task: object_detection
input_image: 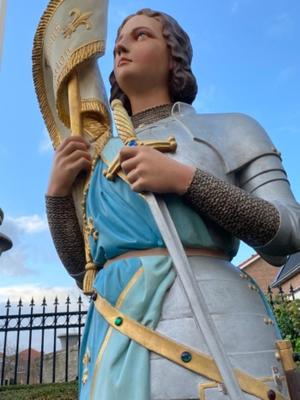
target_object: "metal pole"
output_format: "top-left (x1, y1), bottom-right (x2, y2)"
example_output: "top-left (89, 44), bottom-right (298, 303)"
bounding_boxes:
top-left (39, 298), bottom-right (46, 384)
top-left (65, 296), bottom-right (70, 382)
top-left (0, 0), bottom-right (7, 67)
top-left (1, 299), bottom-right (10, 385)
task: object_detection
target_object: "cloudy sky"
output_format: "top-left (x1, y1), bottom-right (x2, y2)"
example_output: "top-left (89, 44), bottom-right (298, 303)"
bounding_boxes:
top-left (0, 0), bottom-right (299, 312)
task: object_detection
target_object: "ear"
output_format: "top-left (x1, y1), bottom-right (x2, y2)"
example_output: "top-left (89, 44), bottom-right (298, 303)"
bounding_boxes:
top-left (168, 53), bottom-right (174, 71)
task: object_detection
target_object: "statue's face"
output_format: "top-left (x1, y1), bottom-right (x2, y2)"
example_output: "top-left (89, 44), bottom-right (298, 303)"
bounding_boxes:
top-left (114, 15), bottom-right (171, 96)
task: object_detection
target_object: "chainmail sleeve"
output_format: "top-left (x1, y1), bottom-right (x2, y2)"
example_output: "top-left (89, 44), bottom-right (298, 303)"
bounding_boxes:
top-left (45, 195), bottom-right (86, 289)
top-left (182, 168), bottom-right (280, 247)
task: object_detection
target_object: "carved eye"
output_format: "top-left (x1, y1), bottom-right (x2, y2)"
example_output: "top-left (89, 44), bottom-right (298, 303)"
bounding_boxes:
top-left (136, 31), bottom-right (148, 40)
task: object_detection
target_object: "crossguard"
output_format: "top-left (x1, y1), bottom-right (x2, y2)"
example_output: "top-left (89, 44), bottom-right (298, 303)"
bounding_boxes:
top-left (103, 136), bottom-right (177, 181)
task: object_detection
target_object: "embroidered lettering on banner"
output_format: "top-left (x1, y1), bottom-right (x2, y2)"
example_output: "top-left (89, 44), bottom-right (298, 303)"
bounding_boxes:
top-left (63, 8), bottom-right (93, 39)
top-left (53, 47), bottom-right (71, 83)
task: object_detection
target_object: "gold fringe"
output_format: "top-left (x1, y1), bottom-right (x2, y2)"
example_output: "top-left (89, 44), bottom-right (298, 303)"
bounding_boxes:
top-left (60, 98), bottom-right (110, 128)
top-left (82, 99), bottom-right (110, 119)
top-left (32, 0), bottom-right (64, 149)
top-left (56, 40), bottom-right (105, 125)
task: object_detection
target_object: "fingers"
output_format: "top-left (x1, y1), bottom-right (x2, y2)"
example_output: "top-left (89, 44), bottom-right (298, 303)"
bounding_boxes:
top-left (58, 136), bottom-right (90, 155)
top-left (130, 176), bottom-right (149, 193)
top-left (58, 149), bottom-right (92, 177)
top-left (64, 149), bottom-right (91, 164)
top-left (119, 146), bottom-right (138, 163)
top-left (70, 157), bottom-right (92, 174)
top-left (121, 156), bottom-right (138, 175)
top-left (126, 168), bottom-right (139, 184)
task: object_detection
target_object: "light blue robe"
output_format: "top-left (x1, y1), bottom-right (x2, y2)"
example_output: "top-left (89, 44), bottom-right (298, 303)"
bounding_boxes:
top-left (78, 137), bottom-right (238, 399)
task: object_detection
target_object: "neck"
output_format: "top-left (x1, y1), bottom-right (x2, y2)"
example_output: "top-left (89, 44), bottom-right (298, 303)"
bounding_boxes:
top-left (128, 88), bottom-right (171, 115)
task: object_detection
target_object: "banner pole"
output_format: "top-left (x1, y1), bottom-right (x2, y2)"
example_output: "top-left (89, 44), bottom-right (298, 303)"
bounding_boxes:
top-left (68, 71), bottom-right (82, 136)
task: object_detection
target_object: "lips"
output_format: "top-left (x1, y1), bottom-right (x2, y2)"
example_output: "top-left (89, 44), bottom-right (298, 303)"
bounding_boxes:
top-left (118, 57), bottom-right (132, 67)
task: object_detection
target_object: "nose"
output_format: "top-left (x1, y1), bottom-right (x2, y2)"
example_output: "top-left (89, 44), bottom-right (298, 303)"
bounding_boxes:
top-left (115, 42), bottom-right (129, 56)
top-left (114, 35), bottom-right (130, 57)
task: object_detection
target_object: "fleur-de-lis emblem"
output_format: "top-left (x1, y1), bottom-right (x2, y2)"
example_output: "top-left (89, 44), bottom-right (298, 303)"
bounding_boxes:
top-left (63, 8), bottom-right (93, 39)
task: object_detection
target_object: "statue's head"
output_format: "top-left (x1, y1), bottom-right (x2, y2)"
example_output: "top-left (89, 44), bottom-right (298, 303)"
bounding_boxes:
top-left (110, 8), bottom-right (198, 115)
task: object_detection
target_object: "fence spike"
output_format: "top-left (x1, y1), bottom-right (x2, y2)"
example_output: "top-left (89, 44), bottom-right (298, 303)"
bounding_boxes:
top-left (267, 285), bottom-right (272, 294)
top-left (267, 285), bottom-right (274, 306)
top-left (30, 298), bottom-right (35, 307)
top-left (66, 296), bottom-right (71, 305)
top-left (54, 296), bottom-right (59, 306)
top-left (42, 297), bottom-right (47, 306)
top-left (289, 284), bottom-right (295, 300)
top-left (5, 299), bottom-right (11, 308)
top-left (18, 298), bottom-right (23, 307)
top-left (279, 285), bottom-right (285, 302)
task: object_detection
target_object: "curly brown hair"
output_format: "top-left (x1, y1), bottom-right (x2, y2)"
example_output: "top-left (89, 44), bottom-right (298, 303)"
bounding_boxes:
top-left (109, 8), bottom-right (198, 115)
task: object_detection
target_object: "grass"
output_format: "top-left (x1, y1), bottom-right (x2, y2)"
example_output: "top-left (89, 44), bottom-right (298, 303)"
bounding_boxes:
top-left (0, 381), bottom-right (78, 399)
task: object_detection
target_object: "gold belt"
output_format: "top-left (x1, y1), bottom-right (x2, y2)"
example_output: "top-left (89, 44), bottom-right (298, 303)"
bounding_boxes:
top-left (94, 294), bottom-right (286, 400)
top-left (104, 247), bottom-right (229, 268)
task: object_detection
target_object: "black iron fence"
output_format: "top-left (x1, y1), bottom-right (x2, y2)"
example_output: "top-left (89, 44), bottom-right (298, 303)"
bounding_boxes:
top-left (267, 284), bottom-right (298, 308)
top-left (0, 296), bottom-right (87, 386)
top-left (0, 286), bottom-right (298, 387)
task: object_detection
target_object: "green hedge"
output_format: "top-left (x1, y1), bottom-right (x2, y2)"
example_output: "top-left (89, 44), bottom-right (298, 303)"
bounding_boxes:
top-left (0, 381), bottom-right (78, 400)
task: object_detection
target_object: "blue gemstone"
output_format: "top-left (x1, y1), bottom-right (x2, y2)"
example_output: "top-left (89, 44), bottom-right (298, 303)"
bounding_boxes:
top-left (181, 351), bottom-right (192, 363)
top-left (128, 140), bottom-right (137, 147)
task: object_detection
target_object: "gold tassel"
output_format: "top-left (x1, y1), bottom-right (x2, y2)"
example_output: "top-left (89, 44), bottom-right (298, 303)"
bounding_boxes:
top-left (83, 261), bottom-right (98, 295)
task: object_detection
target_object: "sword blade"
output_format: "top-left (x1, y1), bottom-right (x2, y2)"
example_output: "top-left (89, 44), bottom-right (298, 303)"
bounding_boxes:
top-left (145, 192), bottom-right (245, 400)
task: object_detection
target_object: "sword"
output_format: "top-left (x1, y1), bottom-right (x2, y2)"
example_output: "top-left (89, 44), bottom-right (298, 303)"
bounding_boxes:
top-left (111, 99), bottom-right (245, 400)
top-left (145, 193), bottom-right (245, 400)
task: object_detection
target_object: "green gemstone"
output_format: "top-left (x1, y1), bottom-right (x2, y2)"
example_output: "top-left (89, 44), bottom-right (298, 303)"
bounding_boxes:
top-left (181, 351), bottom-right (192, 363)
top-left (114, 316), bottom-right (123, 326)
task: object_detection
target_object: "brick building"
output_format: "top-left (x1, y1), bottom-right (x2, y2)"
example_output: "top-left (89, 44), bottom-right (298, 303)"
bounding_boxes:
top-left (271, 252), bottom-right (300, 297)
top-left (239, 252), bottom-right (300, 297)
top-left (239, 254), bottom-right (281, 293)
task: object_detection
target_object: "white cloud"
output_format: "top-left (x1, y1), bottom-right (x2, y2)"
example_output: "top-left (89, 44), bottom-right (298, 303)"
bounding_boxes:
top-left (7, 214), bottom-right (48, 234)
top-left (0, 247), bottom-right (33, 276)
top-left (0, 213), bottom-right (49, 277)
top-left (266, 14), bottom-right (294, 39)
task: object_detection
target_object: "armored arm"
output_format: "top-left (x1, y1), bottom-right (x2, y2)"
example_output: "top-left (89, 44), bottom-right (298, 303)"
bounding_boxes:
top-left (238, 152), bottom-right (300, 264)
top-left (46, 195), bottom-right (86, 288)
top-left (183, 168), bottom-right (281, 257)
top-left (182, 112), bottom-right (300, 265)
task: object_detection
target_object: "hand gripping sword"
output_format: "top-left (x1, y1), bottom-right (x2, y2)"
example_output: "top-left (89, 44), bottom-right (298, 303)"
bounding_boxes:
top-left (111, 100), bottom-right (245, 400)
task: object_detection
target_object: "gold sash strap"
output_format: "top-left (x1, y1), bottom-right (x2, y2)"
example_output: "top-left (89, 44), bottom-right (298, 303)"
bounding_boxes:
top-left (94, 294), bottom-right (286, 400)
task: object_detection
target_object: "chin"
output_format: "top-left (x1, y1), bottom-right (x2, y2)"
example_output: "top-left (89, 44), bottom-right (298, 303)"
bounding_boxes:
top-left (116, 71), bottom-right (144, 93)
